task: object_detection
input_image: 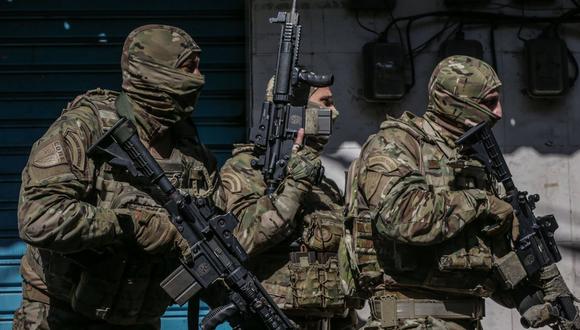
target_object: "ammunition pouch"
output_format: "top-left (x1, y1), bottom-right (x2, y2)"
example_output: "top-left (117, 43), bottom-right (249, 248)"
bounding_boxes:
top-left (288, 251), bottom-right (346, 314)
top-left (369, 295), bottom-right (485, 329)
top-left (493, 251), bottom-right (527, 289)
top-left (438, 238), bottom-right (493, 272)
top-left (302, 211), bottom-right (343, 252)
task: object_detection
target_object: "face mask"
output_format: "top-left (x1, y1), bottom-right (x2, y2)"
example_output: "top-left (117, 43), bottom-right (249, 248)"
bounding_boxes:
top-left (427, 56), bottom-right (502, 131)
top-left (120, 25), bottom-right (204, 140)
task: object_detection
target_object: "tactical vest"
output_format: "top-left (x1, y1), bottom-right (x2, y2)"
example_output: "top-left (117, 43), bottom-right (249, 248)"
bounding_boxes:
top-left (21, 89), bottom-right (218, 324)
top-left (230, 146), bottom-right (349, 318)
top-left (340, 114), bottom-right (503, 300)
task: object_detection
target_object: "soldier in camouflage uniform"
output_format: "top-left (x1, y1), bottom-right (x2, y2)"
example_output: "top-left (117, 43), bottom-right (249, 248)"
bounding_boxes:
top-left (215, 79), bottom-right (354, 329)
top-left (12, 25), bottom-right (224, 330)
top-left (340, 55), bottom-right (578, 329)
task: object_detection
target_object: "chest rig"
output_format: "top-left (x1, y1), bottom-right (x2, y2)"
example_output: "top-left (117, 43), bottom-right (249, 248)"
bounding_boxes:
top-left (341, 115), bottom-right (500, 299)
top-left (232, 146), bottom-right (349, 317)
top-left (36, 89), bottom-right (217, 324)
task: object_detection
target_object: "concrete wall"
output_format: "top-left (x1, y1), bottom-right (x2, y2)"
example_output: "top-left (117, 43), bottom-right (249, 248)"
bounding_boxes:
top-left (250, 0), bottom-right (580, 329)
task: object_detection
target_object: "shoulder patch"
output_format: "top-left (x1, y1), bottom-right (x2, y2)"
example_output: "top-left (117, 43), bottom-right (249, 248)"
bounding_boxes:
top-left (231, 144), bottom-right (255, 157)
top-left (32, 138), bottom-right (67, 168)
top-left (366, 154), bottom-right (399, 173)
top-left (63, 129), bottom-right (86, 172)
top-left (221, 172), bottom-right (242, 193)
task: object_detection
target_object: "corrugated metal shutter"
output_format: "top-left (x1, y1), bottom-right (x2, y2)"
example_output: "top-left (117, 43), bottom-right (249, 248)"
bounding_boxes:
top-left (0, 1), bottom-right (245, 329)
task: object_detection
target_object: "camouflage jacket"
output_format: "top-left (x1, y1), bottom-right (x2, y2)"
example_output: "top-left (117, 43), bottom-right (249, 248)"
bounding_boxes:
top-left (347, 112), bottom-right (509, 297)
top-left (219, 144), bottom-right (347, 315)
top-left (18, 89), bottom-right (224, 324)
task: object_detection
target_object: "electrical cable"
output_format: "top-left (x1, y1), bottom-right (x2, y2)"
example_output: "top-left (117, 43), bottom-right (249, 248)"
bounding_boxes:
top-left (516, 1), bottom-right (528, 42)
top-left (490, 24), bottom-right (498, 70)
top-left (405, 19), bottom-right (416, 91)
top-left (388, 10), bottom-right (404, 44)
top-left (355, 10), bottom-right (380, 36)
top-left (488, 2), bottom-right (560, 11)
top-left (411, 19), bottom-right (457, 56)
top-left (567, 47), bottom-right (579, 86)
top-left (364, 6), bottom-right (580, 97)
top-left (552, 23), bottom-right (580, 87)
top-left (382, 9), bottom-right (580, 38)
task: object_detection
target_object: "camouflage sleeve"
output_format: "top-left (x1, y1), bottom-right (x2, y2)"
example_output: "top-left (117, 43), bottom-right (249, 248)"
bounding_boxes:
top-left (220, 153), bottom-right (308, 255)
top-left (18, 107), bottom-right (124, 252)
top-left (360, 128), bottom-right (490, 245)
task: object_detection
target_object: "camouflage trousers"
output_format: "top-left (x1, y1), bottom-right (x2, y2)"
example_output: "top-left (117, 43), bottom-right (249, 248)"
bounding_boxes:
top-left (361, 316), bottom-right (482, 330)
top-left (12, 298), bottom-right (160, 330)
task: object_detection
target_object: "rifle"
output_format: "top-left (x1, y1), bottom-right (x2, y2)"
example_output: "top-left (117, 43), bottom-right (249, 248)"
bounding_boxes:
top-left (88, 117), bottom-right (295, 330)
top-left (457, 121), bottom-right (578, 329)
top-left (249, 0), bottom-right (334, 194)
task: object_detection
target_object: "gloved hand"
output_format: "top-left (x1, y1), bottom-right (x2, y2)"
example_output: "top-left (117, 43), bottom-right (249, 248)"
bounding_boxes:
top-left (520, 265), bottom-right (580, 329)
top-left (481, 194), bottom-right (514, 236)
top-left (286, 145), bottom-right (322, 184)
top-left (115, 207), bottom-right (191, 258)
top-left (521, 302), bottom-right (559, 328)
top-left (521, 302), bottom-right (580, 329)
top-left (130, 209), bottom-right (191, 259)
top-left (285, 128), bottom-right (323, 184)
top-left (113, 194), bottom-right (191, 260)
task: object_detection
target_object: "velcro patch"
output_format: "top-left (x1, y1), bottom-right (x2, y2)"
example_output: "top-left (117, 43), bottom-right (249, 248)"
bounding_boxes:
top-left (428, 159), bottom-right (440, 170)
top-left (221, 172), bottom-right (242, 193)
top-left (32, 139), bottom-right (67, 168)
top-left (367, 155), bottom-right (399, 173)
top-left (64, 131), bottom-right (86, 172)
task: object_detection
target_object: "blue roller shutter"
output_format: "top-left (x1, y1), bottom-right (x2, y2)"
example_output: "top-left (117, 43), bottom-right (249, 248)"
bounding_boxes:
top-left (0, 1), bottom-right (245, 329)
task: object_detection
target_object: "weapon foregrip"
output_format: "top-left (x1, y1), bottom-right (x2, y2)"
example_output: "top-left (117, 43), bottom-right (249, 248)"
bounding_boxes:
top-left (201, 303), bottom-right (239, 330)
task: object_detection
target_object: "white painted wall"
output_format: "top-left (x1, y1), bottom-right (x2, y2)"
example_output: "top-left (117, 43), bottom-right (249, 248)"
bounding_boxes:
top-left (250, 1), bottom-right (580, 329)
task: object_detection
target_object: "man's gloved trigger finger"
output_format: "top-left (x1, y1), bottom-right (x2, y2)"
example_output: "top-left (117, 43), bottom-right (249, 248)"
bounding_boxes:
top-left (292, 128), bottom-right (305, 153)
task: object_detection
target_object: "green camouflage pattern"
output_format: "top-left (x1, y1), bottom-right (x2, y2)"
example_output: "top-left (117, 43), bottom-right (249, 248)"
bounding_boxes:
top-left (220, 144), bottom-right (337, 256)
top-left (341, 57), bottom-right (515, 328)
top-left (120, 25), bottom-right (205, 141)
top-left (359, 113), bottom-right (492, 246)
top-left (286, 145), bottom-right (323, 182)
top-left (14, 86), bottom-right (222, 327)
top-left (343, 112), bottom-right (503, 297)
top-left (427, 55), bottom-right (501, 131)
top-left (362, 315), bottom-right (480, 330)
top-left (219, 144), bottom-right (350, 323)
top-left (288, 254), bottom-right (344, 310)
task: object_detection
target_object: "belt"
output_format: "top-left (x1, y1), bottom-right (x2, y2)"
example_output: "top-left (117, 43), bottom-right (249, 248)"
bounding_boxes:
top-left (370, 296), bottom-right (485, 328)
top-left (289, 251), bottom-right (337, 264)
